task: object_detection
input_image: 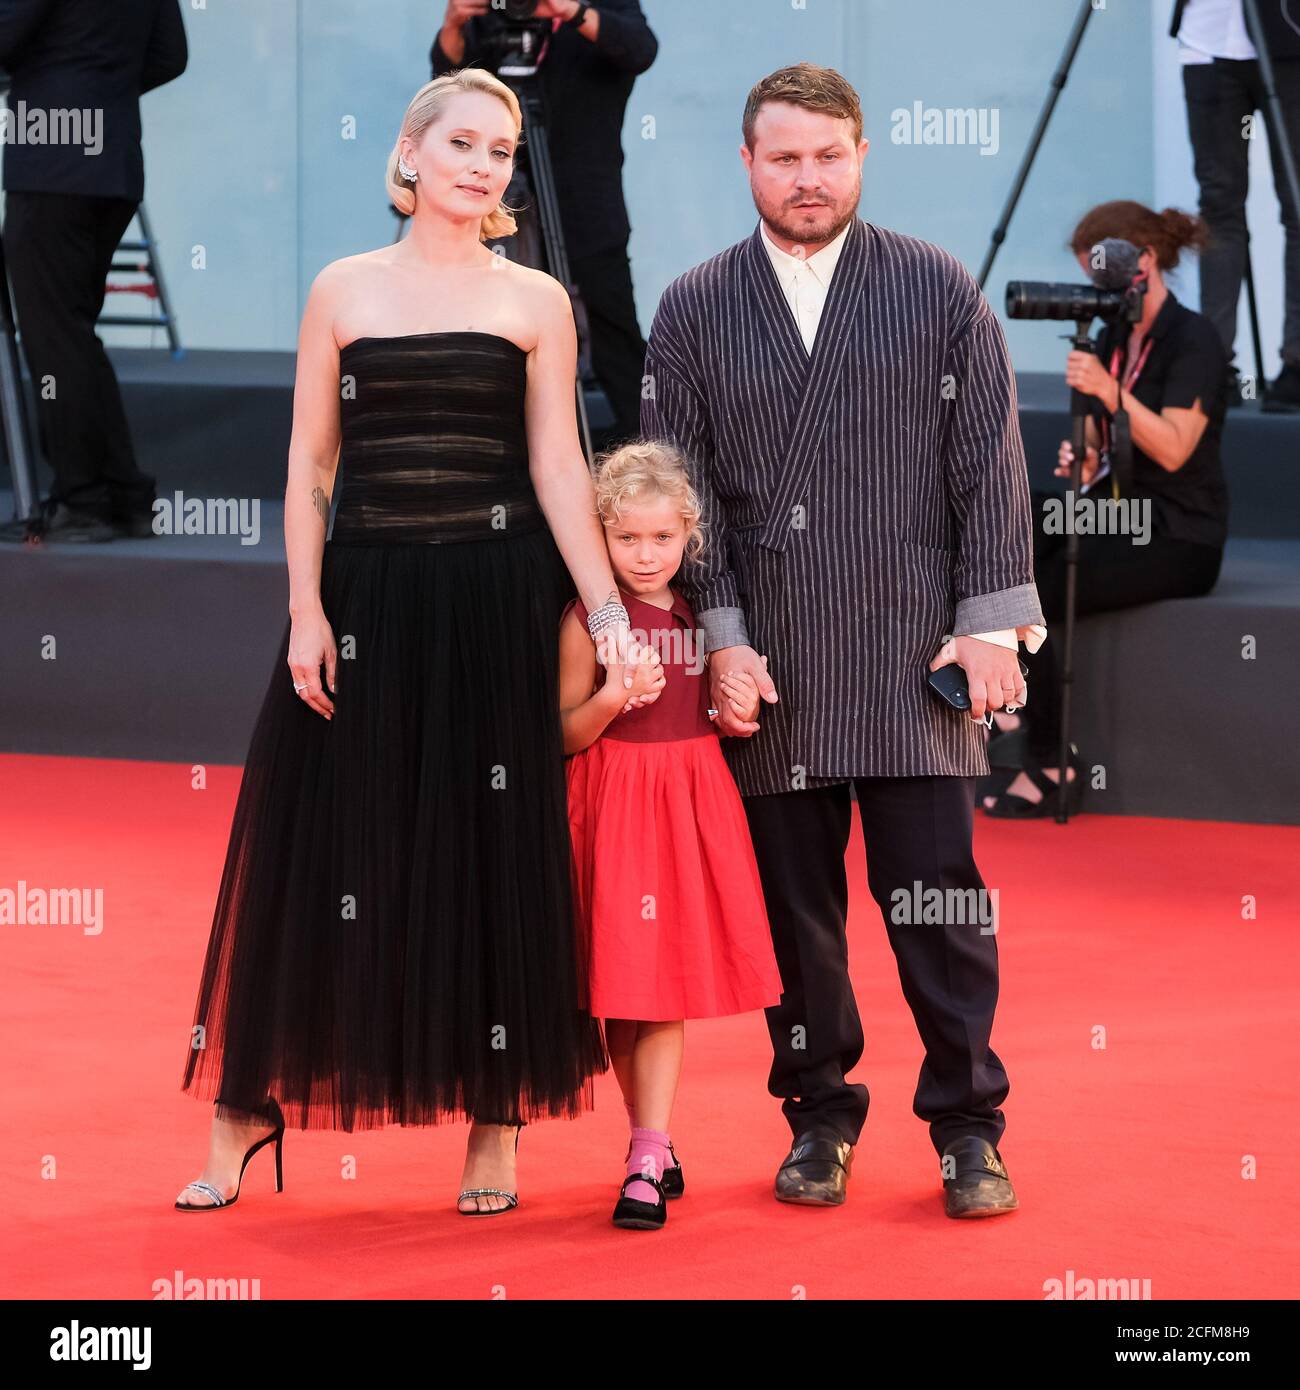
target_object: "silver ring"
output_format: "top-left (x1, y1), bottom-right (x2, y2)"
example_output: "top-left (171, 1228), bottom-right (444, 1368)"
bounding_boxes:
top-left (293, 682), bottom-right (307, 692)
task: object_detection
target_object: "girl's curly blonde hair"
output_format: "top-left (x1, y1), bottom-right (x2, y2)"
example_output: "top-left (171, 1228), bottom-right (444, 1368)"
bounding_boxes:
top-left (592, 439), bottom-right (706, 564)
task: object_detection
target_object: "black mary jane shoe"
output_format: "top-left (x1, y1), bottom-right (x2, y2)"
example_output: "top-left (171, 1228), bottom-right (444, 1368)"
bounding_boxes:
top-left (612, 1172), bottom-right (668, 1230)
top-left (982, 746), bottom-right (1084, 819)
top-left (774, 1125), bottom-right (854, 1206)
top-left (941, 1136), bottom-right (1019, 1218)
top-left (624, 1137), bottom-right (684, 1199)
top-left (661, 1147), bottom-right (684, 1199)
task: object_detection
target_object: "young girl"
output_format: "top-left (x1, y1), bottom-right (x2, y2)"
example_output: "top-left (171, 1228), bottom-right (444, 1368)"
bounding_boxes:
top-left (559, 441), bottom-right (783, 1230)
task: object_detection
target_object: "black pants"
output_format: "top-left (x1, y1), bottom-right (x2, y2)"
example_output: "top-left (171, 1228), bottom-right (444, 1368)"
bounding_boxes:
top-left (1183, 57), bottom-right (1300, 368)
top-left (4, 190), bottom-right (156, 518)
top-left (742, 775), bottom-right (1008, 1158)
top-left (569, 239), bottom-right (647, 452)
top-left (1023, 494), bottom-right (1224, 759)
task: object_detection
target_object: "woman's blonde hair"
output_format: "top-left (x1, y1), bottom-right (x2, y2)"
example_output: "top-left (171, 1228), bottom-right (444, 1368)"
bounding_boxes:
top-left (385, 71), bottom-right (523, 240)
top-left (592, 440), bottom-right (706, 564)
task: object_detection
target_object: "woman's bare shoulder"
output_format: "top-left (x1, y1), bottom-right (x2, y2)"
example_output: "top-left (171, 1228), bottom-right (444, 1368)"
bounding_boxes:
top-left (512, 266), bottom-right (574, 349)
top-left (304, 250), bottom-right (388, 315)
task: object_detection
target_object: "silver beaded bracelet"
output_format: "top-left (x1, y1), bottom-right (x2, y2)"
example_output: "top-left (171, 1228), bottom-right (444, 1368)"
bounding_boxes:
top-left (586, 600), bottom-right (629, 641)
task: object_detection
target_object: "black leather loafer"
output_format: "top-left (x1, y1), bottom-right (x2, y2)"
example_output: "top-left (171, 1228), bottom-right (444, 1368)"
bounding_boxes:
top-left (774, 1125), bottom-right (854, 1206)
top-left (941, 1136), bottom-right (1018, 1218)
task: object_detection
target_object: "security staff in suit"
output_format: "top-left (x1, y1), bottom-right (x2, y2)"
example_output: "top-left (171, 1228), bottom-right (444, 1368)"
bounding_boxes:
top-left (0, 0), bottom-right (187, 542)
top-left (642, 66), bottom-right (1044, 1218)
top-left (432, 0), bottom-right (656, 453)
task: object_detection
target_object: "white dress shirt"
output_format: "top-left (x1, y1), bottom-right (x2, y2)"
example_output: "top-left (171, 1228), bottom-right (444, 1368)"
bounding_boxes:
top-left (758, 220), bottom-right (1047, 661)
top-left (1175, 0), bottom-right (1256, 64)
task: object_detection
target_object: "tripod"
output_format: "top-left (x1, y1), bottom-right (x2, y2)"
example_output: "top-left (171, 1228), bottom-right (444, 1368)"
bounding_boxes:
top-left (492, 36), bottom-right (596, 463)
top-left (0, 75), bottom-right (38, 526)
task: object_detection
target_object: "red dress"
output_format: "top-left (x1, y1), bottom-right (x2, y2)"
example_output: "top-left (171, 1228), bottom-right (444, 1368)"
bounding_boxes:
top-left (563, 586), bottom-right (783, 1021)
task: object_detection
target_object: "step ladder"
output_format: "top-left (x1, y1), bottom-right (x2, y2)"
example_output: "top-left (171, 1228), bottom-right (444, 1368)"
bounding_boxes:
top-left (99, 203), bottom-right (182, 358)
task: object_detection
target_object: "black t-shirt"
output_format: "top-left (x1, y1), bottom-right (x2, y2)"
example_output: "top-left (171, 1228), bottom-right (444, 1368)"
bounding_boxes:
top-left (1089, 290), bottom-right (1229, 548)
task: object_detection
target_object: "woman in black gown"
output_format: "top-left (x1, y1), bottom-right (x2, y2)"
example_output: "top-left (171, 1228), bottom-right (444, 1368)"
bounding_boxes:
top-left (176, 70), bottom-right (646, 1214)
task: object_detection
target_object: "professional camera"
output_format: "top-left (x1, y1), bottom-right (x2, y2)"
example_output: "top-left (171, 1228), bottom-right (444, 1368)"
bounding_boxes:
top-left (475, 1), bottom-right (553, 76)
top-left (1005, 238), bottom-right (1147, 326)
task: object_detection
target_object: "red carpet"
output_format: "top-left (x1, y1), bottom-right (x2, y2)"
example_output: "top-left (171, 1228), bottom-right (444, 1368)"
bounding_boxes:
top-left (2, 751), bottom-right (1296, 1300)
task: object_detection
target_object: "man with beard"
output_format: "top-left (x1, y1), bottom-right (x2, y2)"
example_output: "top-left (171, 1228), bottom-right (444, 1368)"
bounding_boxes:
top-left (640, 63), bottom-right (1045, 1217)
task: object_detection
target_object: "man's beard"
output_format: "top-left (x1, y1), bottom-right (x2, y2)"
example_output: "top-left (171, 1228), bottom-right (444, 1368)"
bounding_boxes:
top-left (757, 181), bottom-right (860, 247)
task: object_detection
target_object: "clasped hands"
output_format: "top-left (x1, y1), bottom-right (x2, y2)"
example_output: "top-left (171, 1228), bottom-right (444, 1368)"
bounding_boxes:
top-left (593, 633), bottom-right (1024, 731)
top-left (594, 632), bottom-right (776, 729)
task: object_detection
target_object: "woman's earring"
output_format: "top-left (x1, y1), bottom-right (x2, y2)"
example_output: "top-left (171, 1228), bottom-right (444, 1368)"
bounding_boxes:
top-left (397, 156), bottom-right (418, 183)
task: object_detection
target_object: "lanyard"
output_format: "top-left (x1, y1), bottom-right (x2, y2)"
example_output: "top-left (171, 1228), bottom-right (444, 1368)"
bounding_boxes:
top-left (1098, 333), bottom-right (1154, 498)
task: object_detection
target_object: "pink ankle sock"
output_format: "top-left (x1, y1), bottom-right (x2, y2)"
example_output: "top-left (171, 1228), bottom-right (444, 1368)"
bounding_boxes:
top-left (625, 1126), bottom-right (671, 1206)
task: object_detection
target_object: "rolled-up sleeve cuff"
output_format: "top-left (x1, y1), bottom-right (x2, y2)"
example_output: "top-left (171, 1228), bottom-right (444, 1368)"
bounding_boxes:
top-left (696, 606), bottom-right (750, 654)
top-left (952, 583), bottom-right (1045, 638)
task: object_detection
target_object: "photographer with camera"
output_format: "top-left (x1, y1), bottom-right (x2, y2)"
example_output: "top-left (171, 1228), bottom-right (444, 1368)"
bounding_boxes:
top-left (432, 0), bottom-right (656, 451)
top-left (986, 201), bottom-right (1229, 818)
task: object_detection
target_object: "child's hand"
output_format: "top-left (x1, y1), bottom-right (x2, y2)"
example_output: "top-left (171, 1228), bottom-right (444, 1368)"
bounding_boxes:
top-left (626, 645), bottom-right (666, 703)
top-left (606, 643), bottom-right (665, 712)
top-left (718, 669), bottom-right (760, 723)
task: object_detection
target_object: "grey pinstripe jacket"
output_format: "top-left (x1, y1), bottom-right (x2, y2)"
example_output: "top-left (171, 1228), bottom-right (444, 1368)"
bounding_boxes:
top-left (639, 214), bottom-right (1045, 797)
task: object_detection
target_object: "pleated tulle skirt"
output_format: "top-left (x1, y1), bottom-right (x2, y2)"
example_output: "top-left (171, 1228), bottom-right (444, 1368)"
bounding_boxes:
top-left (566, 733), bottom-right (784, 1022)
top-left (181, 527), bottom-right (607, 1131)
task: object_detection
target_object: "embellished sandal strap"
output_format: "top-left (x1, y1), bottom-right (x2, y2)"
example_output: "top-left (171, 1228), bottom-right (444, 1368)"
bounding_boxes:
top-left (181, 1180), bottom-right (227, 1207)
top-left (458, 1188), bottom-right (518, 1205)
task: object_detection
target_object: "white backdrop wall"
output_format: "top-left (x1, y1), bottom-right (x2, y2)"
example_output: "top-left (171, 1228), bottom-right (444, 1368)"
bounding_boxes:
top-left (16, 0), bottom-right (1283, 378)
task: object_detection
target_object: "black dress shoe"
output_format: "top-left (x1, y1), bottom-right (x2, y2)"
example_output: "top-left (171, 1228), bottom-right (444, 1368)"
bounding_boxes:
top-left (112, 511), bottom-right (159, 539)
top-left (12, 498), bottom-right (117, 544)
top-left (1225, 363), bottom-right (1245, 408)
top-left (941, 1136), bottom-right (1018, 1218)
top-left (612, 1172), bottom-right (668, 1230)
top-left (1262, 363), bottom-right (1300, 412)
top-left (774, 1125), bottom-right (854, 1206)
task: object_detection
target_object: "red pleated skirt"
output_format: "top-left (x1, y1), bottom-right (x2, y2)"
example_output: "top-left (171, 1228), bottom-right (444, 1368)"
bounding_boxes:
top-left (566, 732), bottom-right (784, 1021)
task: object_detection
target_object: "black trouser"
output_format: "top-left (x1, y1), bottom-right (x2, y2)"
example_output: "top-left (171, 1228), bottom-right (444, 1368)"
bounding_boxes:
top-left (569, 238), bottom-right (647, 451)
top-left (1183, 57), bottom-right (1300, 368)
top-left (1024, 496), bottom-right (1224, 759)
top-left (742, 775), bottom-right (1008, 1158)
top-left (3, 190), bottom-right (156, 518)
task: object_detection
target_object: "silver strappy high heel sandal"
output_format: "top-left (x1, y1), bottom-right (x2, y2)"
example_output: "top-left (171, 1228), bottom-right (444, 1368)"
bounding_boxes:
top-left (175, 1096), bottom-right (285, 1212)
top-left (457, 1124), bottom-right (522, 1216)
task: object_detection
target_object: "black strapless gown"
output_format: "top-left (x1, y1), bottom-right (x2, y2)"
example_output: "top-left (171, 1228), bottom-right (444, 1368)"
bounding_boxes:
top-left (181, 331), bottom-right (607, 1130)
